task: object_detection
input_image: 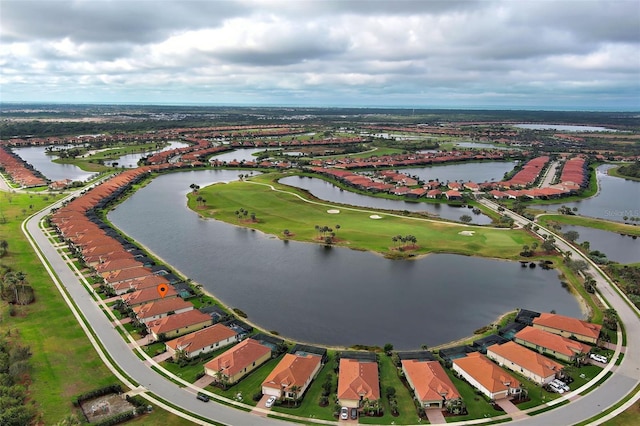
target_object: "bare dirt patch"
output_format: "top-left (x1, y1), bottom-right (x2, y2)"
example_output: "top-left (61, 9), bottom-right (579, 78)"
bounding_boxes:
top-left (80, 393), bottom-right (135, 423)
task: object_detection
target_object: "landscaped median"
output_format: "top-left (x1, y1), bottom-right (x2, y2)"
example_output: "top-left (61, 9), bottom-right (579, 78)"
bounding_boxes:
top-left (187, 173), bottom-right (538, 260)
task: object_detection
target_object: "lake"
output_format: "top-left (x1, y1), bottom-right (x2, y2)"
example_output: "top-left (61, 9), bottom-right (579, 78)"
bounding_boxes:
top-left (13, 146), bottom-right (96, 182)
top-left (401, 161), bottom-right (517, 184)
top-left (108, 169), bottom-right (583, 349)
top-left (104, 141), bottom-right (189, 167)
top-left (558, 225), bottom-right (639, 264)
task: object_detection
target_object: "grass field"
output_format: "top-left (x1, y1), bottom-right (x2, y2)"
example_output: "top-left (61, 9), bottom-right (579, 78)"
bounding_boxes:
top-left (190, 173), bottom-right (538, 260)
top-left (0, 191), bottom-right (192, 425)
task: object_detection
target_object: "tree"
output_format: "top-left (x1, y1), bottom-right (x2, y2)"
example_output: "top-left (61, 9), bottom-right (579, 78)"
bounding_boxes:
top-left (459, 214), bottom-right (472, 223)
top-left (603, 308), bottom-right (618, 330)
top-left (288, 385), bottom-right (301, 406)
top-left (383, 343), bottom-right (393, 354)
top-left (563, 230), bottom-right (580, 243)
top-left (541, 236), bottom-right (556, 252)
top-left (0, 240), bottom-right (7, 257)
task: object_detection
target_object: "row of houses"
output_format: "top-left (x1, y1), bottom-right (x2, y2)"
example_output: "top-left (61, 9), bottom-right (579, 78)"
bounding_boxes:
top-left (0, 145), bottom-right (48, 187)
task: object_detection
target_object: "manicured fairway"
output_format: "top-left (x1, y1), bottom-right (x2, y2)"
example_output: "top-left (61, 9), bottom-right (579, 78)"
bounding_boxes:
top-left (190, 173), bottom-right (537, 260)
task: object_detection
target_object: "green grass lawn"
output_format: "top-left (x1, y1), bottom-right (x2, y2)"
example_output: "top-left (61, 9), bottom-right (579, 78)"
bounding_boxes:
top-left (190, 173), bottom-right (538, 260)
top-left (359, 354), bottom-right (421, 425)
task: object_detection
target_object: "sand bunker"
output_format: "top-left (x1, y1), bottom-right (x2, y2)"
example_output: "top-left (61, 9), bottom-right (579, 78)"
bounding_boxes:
top-left (369, 215), bottom-right (382, 219)
top-left (458, 230), bottom-right (475, 236)
top-left (327, 209), bottom-right (340, 214)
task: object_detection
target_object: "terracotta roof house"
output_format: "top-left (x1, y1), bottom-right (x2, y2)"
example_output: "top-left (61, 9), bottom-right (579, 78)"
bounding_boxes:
top-left (452, 353), bottom-right (522, 400)
top-left (261, 353), bottom-right (323, 400)
top-left (532, 313), bottom-right (602, 344)
top-left (133, 298), bottom-right (193, 324)
top-left (337, 358), bottom-right (380, 408)
top-left (514, 327), bottom-right (592, 364)
top-left (401, 359), bottom-right (461, 409)
top-left (101, 266), bottom-right (154, 285)
top-left (165, 323), bottom-right (239, 359)
top-left (204, 339), bottom-right (272, 385)
top-left (486, 341), bottom-right (564, 385)
top-left (121, 285), bottom-right (178, 307)
top-left (444, 190), bottom-right (463, 200)
top-left (146, 310), bottom-right (212, 341)
top-left (94, 258), bottom-right (144, 274)
top-left (111, 275), bottom-right (167, 295)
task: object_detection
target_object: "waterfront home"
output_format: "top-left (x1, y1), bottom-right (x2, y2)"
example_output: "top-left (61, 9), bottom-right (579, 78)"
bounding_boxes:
top-left (204, 339), bottom-right (272, 386)
top-left (146, 310), bottom-right (212, 341)
top-left (514, 326), bottom-right (592, 364)
top-left (532, 313), bottom-right (602, 345)
top-left (133, 297), bottom-right (193, 324)
top-left (402, 359), bottom-right (461, 409)
top-left (486, 341), bottom-right (564, 385)
top-left (121, 285), bottom-right (178, 307)
top-left (111, 274), bottom-right (167, 295)
top-left (337, 358), bottom-right (380, 409)
top-left (452, 352), bottom-right (521, 400)
top-left (165, 323), bottom-right (239, 359)
top-left (101, 266), bottom-right (154, 285)
top-left (261, 353), bottom-right (323, 400)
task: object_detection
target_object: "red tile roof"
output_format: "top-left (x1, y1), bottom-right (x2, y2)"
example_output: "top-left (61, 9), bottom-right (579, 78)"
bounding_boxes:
top-left (147, 310), bottom-right (212, 335)
top-left (514, 326), bottom-right (592, 358)
top-left (166, 323), bottom-right (238, 354)
top-left (337, 358), bottom-right (380, 402)
top-left (533, 313), bottom-right (602, 341)
top-left (453, 352), bottom-right (520, 394)
top-left (262, 353), bottom-right (322, 393)
top-left (402, 359), bottom-right (460, 402)
top-left (205, 339), bottom-right (271, 378)
top-left (487, 341), bottom-right (563, 379)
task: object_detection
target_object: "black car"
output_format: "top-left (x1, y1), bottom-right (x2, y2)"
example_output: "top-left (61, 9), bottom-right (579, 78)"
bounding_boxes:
top-left (350, 407), bottom-right (357, 420)
top-left (196, 392), bottom-right (210, 402)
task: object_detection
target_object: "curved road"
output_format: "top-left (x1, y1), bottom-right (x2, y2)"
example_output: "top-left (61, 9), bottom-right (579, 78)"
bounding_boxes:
top-left (20, 193), bottom-right (640, 426)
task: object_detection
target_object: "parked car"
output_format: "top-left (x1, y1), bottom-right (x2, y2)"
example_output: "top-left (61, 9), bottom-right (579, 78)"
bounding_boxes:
top-left (265, 396), bottom-right (276, 408)
top-left (551, 379), bottom-right (570, 392)
top-left (340, 406), bottom-right (349, 420)
top-left (196, 392), bottom-right (210, 402)
top-left (589, 353), bottom-right (608, 363)
top-left (548, 382), bottom-right (565, 394)
top-left (350, 407), bottom-right (358, 420)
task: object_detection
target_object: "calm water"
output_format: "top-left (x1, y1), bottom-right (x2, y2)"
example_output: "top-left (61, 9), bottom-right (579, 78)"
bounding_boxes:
top-left (402, 161), bottom-right (517, 184)
top-left (279, 176), bottom-right (492, 224)
top-left (454, 142), bottom-right (509, 150)
top-left (104, 141), bottom-right (189, 167)
top-left (209, 148), bottom-right (275, 163)
top-left (108, 169), bottom-right (582, 349)
top-left (13, 146), bottom-right (96, 182)
top-left (539, 165), bottom-right (640, 223)
top-left (559, 225), bottom-right (639, 264)
top-left (513, 124), bottom-right (617, 132)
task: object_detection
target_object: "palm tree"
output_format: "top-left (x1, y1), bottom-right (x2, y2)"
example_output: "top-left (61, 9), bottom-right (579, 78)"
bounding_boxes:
top-left (288, 385), bottom-right (301, 406)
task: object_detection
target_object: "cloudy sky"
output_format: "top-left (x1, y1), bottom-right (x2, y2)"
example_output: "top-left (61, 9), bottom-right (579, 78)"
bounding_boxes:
top-left (1, 0), bottom-right (639, 110)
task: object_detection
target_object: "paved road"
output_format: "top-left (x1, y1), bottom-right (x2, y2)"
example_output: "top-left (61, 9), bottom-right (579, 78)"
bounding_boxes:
top-left (19, 193), bottom-right (639, 426)
top-left (479, 198), bottom-right (640, 426)
top-left (24, 200), bottom-right (294, 426)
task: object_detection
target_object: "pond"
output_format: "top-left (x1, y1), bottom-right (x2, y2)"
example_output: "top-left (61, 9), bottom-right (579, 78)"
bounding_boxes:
top-left (279, 175), bottom-right (492, 224)
top-left (539, 165), bottom-right (640, 223)
top-left (108, 169), bottom-right (583, 349)
top-left (104, 141), bottom-right (190, 168)
top-left (13, 145), bottom-right (96, 182)
top-left (513, 124), bottom-right (618, 132)
top-left (558, 225), bottom-right (639, 264)
top-left (209, 148), bottom-right (276, 163)
top-left (401, 161), bottom-right (517, 184)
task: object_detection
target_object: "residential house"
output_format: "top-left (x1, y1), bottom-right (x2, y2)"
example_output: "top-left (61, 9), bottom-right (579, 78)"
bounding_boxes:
top-left (261, 353), bottom-right (323, 400)
top-left (337, 358), bottom-right (380, 409)
top-left (133, 297), bottom-right (193, 324)
top-left (204, 339), bottom-right (272, 385)
top-left (452, 353), bottom-right (521, 400)
top-left (486, 341), bottom-right (564, 385)
top-left (532, 313), bottom-right (602, 344)
top-left (146, 310), bottom-right (212, 341)
top-left (121, 285), bottom-right (178, 307)
top-left (514, 326), bottom-right (592, 364)
top-left (165, 323), bottom-right (239, 359)
top-left (401, 359), bottom-right (461, 409)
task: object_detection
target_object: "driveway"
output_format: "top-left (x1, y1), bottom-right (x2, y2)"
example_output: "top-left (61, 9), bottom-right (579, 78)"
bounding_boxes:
top-left (495, 398), bottom-right (526, 420)
top-left (425, 408), bottom-right (446, 424)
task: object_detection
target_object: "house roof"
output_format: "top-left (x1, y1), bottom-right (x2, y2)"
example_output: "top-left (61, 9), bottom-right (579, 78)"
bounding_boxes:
top-left (262, 353), bottom-right (322, 392)
top-left (166, 323), bottom-right (238, 353)
top-left (205, 339), bottom-right (271, 378)
top-left (514, 326), bottom-right (592, 358)
top-left (453, 352), bottom-right (520, 394)
top-left (147, 310), bottom-right (212, 335)
top-left (121, 285), bottom-right (177, 306)
top-left (133, 297), bottom-right (193, 319)
top-left (337, 358), bottom-right (380, 401)
top-left (487, 341), bottom-right (563, 379)
top-left (402, 359), bottom-right (460, 402)
top-left (533, 313), bottom-right (602, 340)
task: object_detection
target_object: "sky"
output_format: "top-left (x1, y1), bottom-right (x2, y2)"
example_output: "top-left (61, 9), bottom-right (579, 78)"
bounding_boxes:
top-left (1, 0), bottom-right (639, 110)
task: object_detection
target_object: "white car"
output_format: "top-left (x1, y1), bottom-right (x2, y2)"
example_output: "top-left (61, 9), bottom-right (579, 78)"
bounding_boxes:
top-left (265, 396), bottom-right (276, 408)
top-left (551, 379), bottom-right (570, 392)
top-left (589, 353), bottom-right (608, 363)
top-left (340, 407), bottom-right (349, 420)
top-left (548, 382), bottom-right (565, 394)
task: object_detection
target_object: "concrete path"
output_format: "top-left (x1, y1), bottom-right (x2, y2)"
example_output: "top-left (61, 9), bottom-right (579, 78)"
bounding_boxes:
top-left (495, 399), bottom-right (526, 420)
top-left (425, 408), bottom-right (446, 424)
top-left (192, 374), bottom-right (216, 390)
